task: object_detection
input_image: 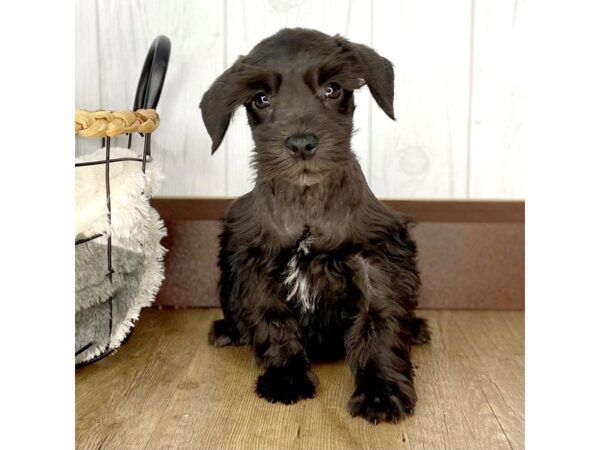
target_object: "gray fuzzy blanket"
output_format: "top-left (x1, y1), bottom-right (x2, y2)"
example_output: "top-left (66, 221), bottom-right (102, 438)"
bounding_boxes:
top-left (75, 147), bottom-right (166, 365)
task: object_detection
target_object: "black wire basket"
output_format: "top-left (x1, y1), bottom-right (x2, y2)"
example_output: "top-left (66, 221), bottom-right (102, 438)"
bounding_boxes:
top-left (75, 35), bottom-right (171, 368)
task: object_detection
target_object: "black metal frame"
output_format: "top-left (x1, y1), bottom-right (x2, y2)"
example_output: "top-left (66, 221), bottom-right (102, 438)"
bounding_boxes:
top-left (75, 35), bottom-right (171, 369)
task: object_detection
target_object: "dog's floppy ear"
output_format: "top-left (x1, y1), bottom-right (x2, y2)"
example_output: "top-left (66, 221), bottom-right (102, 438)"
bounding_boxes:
top-left (200, 58), bottom-right (245, 154)
top-left (337, 37), bottom-right (395, 120)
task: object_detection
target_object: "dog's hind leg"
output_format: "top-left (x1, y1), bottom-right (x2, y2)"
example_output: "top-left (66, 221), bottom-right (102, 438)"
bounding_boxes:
top-left (409, 316), bottom-right (431, 345)
top-left (209, 319), bottom-right (249, 347)
top-left (211, 224), bottom-right (252, 347)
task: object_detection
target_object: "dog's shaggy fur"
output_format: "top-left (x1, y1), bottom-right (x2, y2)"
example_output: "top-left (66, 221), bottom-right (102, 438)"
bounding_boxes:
top-left (200, 28), bottom-right (430, 424)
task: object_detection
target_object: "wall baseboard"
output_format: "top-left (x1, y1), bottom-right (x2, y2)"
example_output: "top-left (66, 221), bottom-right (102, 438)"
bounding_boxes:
top-left (152, 198), bottom-right (524, 310)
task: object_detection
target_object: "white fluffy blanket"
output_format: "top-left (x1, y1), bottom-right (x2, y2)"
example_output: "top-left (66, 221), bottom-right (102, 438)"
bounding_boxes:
top-left (75, 147), bottom-right (166, 364)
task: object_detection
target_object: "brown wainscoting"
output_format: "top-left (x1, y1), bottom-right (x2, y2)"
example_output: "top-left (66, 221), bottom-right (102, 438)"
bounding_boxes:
top-left (152, 198), bottom-right (524, 310)
top-left (152, 197), bottom-right (524, 223)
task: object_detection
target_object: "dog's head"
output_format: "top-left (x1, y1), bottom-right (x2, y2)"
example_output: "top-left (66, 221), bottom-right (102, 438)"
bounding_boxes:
top-left (200, 28), bottom-right (395, 184)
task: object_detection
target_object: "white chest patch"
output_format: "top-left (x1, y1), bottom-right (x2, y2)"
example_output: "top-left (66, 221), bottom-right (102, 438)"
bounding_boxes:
top-left (283, 233), bottom-right (317, 313)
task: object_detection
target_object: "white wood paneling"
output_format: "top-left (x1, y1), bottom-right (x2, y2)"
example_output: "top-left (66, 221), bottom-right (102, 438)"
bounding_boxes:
top-left (76, 0), bottom-right (226, 195)
top-left (75, 0), bottom-right (525, 199)
top-left (75, 0), bottom-right (102, 157)
top-left (223, 0), bottom-right (373, 196)
top-left (370, 0), bottom-right (472, 198)
top-left (468, 0), bottom-right (525, 198)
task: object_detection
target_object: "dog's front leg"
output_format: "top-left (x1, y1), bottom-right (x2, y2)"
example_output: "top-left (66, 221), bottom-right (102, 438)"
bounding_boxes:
top-left (252, 285), bottom-right (319, 404)
top-left (345, 255), bottom-right (418, 424)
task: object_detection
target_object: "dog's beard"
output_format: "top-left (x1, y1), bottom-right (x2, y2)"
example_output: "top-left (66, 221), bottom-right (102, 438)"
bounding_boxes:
top-left (251, 133), bottom-right (354, 186)
top-left (252, 147), bottom-right (348, 186)
top-left (294, 164), bottom-right (326, 186)
top-left (249, 116), bottom-right (355, 186)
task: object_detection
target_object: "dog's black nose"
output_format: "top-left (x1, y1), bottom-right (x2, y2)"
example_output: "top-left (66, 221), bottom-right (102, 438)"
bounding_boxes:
top-left (285, 134), bottom-right (318, 158)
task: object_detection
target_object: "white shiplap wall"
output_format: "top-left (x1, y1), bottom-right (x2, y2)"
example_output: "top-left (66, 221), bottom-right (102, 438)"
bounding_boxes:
top-left (75, 0), bottom-right (524, 199)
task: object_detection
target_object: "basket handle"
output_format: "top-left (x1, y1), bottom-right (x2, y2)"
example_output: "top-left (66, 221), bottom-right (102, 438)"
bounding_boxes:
top-left (133, 35), bottom-right (171, 110)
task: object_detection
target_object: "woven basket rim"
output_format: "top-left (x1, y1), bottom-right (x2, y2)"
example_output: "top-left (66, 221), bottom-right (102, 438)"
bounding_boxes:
top-left (75, 108), bottom-right (160, 138)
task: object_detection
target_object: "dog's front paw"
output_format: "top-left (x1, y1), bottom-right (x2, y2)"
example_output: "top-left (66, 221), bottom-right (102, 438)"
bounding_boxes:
top-left (348, 382), bottom-right (416, 424)
top-left (256, 365), bottom-right (318, 405)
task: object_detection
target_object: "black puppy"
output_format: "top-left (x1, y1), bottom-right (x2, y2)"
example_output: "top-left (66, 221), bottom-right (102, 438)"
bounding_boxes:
top-left (200, 28), bottom-right (430, 424)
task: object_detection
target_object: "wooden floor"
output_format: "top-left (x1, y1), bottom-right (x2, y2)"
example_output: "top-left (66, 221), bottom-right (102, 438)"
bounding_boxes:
top-left (76, 309), bottom-right (524, 450)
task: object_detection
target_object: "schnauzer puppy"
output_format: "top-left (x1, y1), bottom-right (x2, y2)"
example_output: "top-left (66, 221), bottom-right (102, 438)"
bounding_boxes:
top-left (200, 28), bottom-right (430, 424)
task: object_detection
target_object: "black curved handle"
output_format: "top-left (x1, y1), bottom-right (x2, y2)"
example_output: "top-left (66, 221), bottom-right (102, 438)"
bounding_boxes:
top-left (133, 35), bottom-right (171, 110)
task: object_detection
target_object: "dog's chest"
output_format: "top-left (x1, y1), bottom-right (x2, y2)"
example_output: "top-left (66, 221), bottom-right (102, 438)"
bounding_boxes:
top-left (283, 233), bottom-right (316, 313)
top-left (282, 231), bottom-right (348, 314)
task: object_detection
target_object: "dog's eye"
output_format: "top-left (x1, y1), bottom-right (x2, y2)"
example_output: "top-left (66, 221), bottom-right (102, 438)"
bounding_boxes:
top-left (325, 82), bottom-right (342, 99)
top-left (253, 93), bottom-right (270, 109)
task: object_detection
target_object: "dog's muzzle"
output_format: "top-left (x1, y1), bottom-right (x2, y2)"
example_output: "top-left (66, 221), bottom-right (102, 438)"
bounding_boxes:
top-left (285, 134), bottom-right (318, 160)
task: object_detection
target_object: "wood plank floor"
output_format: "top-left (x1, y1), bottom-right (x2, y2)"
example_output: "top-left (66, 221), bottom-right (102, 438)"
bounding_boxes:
top-left (76, 309), bottom-right (524, 450)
